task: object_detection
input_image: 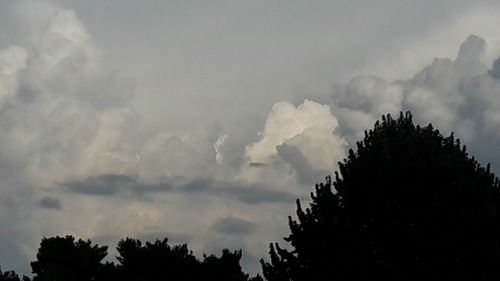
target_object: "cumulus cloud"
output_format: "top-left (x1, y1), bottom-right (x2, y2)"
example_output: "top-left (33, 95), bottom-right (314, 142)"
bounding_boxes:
top-left (0, 5), bottom-right (141, 191)
top-left (332, 34), bottom-right (500, 170)
top-left (244, 100), bottom-right (346, 183)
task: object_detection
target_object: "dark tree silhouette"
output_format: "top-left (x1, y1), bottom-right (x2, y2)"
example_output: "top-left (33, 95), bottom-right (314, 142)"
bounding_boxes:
top-left (201, 249), bottom-right (249, 281)
top-left (116, 237), bottom-right (256, 281)
top-left (116, 238), bottom-right (200, 281)
top-left (17, 235), bottom-right (259, 281)
top-left (262, 112), bottom-right (500, 281)
top-left (31, 236), bottom-right (109, 281)
top-left (0, 268), bottom-right (29, 281)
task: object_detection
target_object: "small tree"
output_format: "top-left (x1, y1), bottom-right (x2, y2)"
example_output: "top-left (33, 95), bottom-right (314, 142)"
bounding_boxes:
top-left (31, 236), bottom-right (108, 281)
top-left (262, 112), bottom-right (500, 280)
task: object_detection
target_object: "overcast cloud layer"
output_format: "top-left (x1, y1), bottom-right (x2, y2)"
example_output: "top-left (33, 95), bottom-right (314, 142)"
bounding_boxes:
top-left (1, 0), bottom-right (500, 275)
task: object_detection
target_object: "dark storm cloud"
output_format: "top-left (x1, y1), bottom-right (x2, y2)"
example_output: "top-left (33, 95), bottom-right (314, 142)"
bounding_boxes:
top-left (66, 174), bottom-right (139, 195)
top-left (65, 174), bottom-right (171, 195)
top-left (64, 174), bottom-right (294, 204)
top-left (212, 217), bottom-right (256, 236)
top-left (37, 196), bottom-right (62, 210)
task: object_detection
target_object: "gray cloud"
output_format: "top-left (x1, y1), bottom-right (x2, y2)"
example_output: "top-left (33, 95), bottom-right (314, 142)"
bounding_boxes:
top-left (64, 174), bottom-right (294, 204)
top-left (213, 217), bottom-right (256, 237)
top-left (277, 143), bottom-right (328, 184)
top-left (332, 35), bottom-right (500, 172)
top-left (491, 57), bottom-right (500, 79)
top-left (37, 196), bottom-right (62, 210)
top-left (66, 174), bottom-right (135, 195)
top-left (248, 162), bottom-right (267, 168)
top-left (65, 174), bottom-right (170, 196)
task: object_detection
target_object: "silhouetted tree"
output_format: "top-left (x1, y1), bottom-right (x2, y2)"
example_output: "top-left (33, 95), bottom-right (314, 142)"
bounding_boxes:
top-left (23, 235), bottom-right (258, 281)
top-left (116, 237), bottom-right (257, 281)
top-left (202, 249), bottom-right (249, 281)
top-left (31, 236), bottom-right (109, 281)
top-left (116, 238), bottom-right (200, 281)
top-left (0, 268), bottom-right (29, 281)
top-left (262, 112), bottom-right (500, 281)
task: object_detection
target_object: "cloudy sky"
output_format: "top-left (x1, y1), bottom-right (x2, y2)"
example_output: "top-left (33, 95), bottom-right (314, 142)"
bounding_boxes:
top-left (1, 0), bottom-right (500, 275)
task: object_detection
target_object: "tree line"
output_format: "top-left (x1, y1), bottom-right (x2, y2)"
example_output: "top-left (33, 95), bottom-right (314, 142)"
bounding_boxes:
top-left (1, 236), bottom-right (263, 281)
top-left (3, 112), bottom-right (500, 280)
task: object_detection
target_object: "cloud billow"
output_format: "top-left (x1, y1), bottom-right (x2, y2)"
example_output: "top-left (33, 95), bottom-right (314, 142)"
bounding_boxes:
top-left (331, 35), bottom-right (500, 172)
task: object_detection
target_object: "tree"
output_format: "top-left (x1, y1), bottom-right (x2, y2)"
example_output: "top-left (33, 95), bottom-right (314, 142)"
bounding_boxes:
top-left (116, 238), bottom-right (200, 281)
top-left (25, 235), bottom-right (258, 281)
top-left (31, 236), bottom-right (109, 281)
top-left (261, 112), bottom-right (500, 280)
top-left (116, 238), bottom-right (255, 281)
top-left (201, 249), bottom-right (249, 281)
top-left (0, 268), bottom-right (29, 281)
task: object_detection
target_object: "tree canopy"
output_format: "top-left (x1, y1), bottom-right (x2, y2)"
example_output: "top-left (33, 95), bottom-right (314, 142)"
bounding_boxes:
top-left (31, 236), bottom-right (109, 281)
top-left (0, 268), bottom-right (29, 281)
top-left (262, 112), bottom-right (500, 281)
top-left (26, 235), bottom-right (260, 281)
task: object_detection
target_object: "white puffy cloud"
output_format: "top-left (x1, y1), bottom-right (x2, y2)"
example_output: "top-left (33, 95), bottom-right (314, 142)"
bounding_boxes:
top-left (245, 99), bottom-right (346, 173)
top-left (0, 5), bottom-right (141, 189)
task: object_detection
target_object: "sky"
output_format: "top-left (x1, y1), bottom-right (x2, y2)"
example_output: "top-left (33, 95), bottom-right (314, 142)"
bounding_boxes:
top-left (1, 0), bottom-right (500, 275)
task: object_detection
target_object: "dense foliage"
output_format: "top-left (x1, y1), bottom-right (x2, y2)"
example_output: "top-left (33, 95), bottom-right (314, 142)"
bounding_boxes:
top-left (262, 112), bottom-right (500, 281)
top-left (22, 235), bottom-right (260, 281)
top-left (115, 238), bottom-right (252, 281)
top-left (31, 236), bottom-right (109, 281)
top-left (0, 268), bottom-right (29, 281)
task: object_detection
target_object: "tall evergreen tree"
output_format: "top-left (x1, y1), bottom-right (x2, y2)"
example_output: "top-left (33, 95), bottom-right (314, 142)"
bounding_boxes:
top-left (262, 112), bottom-right (500, 280)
